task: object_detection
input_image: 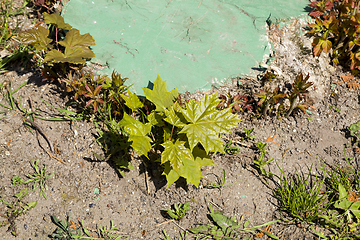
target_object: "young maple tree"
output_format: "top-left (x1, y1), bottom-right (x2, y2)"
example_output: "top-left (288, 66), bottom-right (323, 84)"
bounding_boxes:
top-left (119, 75), bottom-right (240, 187)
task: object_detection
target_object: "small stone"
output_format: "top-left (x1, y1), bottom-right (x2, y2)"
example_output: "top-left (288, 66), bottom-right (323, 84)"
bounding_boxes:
top-left (4, 151), bottom-right (10, 156)
top-left (24, 224), bottom-right (28, 230)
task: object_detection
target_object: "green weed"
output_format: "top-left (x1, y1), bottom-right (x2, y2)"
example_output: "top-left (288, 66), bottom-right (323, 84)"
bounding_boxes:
top-left (188, 202), bottom-right (279, 239)
top-left (0, 188), bottom-right (37, 236)
top-left (348, 120), bottom-right (360, 146)
top-left (0, 0), bottom-right (27, 47)
top-left (163, 202), bottom-right (190, 221)
top-left (50, 215), bottom-right (88, 239)
top-left (253, 141), bottom-right (274, 177)
top-left (273, 164), bottom-right (330, 223)
top-left (243, 127), bottom-right (256, 141)
top-left (162, 231), bottom-right (188, 240)
top-left (51, 215), bottom-right (129, 239)
top-left (24, 159), bottom-right (54, 199)
top-left (203, 169), bottom-right (240, 194)
top-left (317, 183), bottom-right (360, 239)
top-left (224, 140), bottom-right (241, 154)
top-left (96, 220), bottom-right (129, 239)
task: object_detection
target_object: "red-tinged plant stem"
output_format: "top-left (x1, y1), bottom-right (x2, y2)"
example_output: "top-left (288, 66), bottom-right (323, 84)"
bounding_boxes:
top-left (285, 94), bottom-right (298, 118)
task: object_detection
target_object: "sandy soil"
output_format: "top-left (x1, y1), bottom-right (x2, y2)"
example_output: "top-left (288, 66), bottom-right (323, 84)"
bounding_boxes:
top-left (0, 2), bottom-right (359, 240)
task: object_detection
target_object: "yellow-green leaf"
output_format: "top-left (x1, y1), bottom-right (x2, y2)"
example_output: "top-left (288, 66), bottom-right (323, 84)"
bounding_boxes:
top-left (43, 12), bottom-right (72, 30)
top-left (44, 47), bottom-right (95, 64)
top-left (121, 90), bottom-right (143, 111)
top-left (180, 93), bottom-right (241, 153)
top-left (143, 75), bottom-right (178, 112)
top-left (161, 140), bottom-right (192, 170)
top-left (18, 26), bottom-right (53, 51)
top-left (163, 162), bottom-right (181, 187)
top-left (119, 113), bottom-right (152, 157)
top-left (164, 107), bottom-right (186, 128)
top-left (177, 156), bottom-right (203, 187)
top-left (58, 29), bottom-right (96, 49)
top-left (147, 111), bottom-right (165, 127)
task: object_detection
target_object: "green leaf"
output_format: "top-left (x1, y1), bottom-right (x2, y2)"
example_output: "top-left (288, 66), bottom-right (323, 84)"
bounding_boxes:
top-left (147, 111), bottom-right (165, 127)
top-left (188, 225), bottom-right (212, 234)
top-left (210, 211), bottom-right (239, 231)
top-left (180, 93), bottom-right (240, 153)
top-left (18, 26), bottom-right (53, 51)
top-left (193, 146), bottom-right (216, 167)
top-left (164, 107), bottom-right (186, 128)
top-left (177, 156), bottom-right (205, 187)
top-left (162, 146), bottom-right (214, 188)
top-left (44, 47), bottom-right (95, 64)
top-left (43, 12), bottom-right (72, 30)
top-left (143, 75), bottom-right (178, 112)
top-left (162, 161), bottom-right (181, 187)
top-left (161, 140), bottom-right (192, 170)
top-left (121, 90), bottom-right (143, 111)
top-left (338, 183), bottom-right (348, 199)
top-left (58, 29), bottom-right (96, 49)
top-left (119, 113), bottom-right (152, 157)
top-left (14, 188), bottom-right (29, 200)
top-left (26, 201), bottom-right (37, 209)
top-left (348, 120), bottom-right (360, 139)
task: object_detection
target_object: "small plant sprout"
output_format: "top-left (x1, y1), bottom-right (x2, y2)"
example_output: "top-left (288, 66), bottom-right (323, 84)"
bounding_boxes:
top-left (253, 141), bottom-right (274, 177)
top-left (285, 72), bottom-right (313, 117)
top-left (254, 153), bottom-right (274, 178)
top-left (253, 87), bottom-right (286, 119)
top-left (25, 159), bottom-right (54, 199)
top-left (243, 127), bottom-right (256, 140)
top-left (162, 230), bottom-right (188, 240)
top-left (224, 140), bottom-right (241, 154)
top-left (0, 188), bottom-right (37, 236)
top-left (256, 140), bottom-right (267, 153)
top-left (97, 220), bottom-right (129, 239)
top-left (163, 202), bottom-right (190, 220)
top-left (188, 201), bottom-right (279, 239)
top-left (11, 176), bottom-right (23, 186)
top-left (348, 120), bottom-right (360, 146)
top-left (204, 169), bottom-right (241, 194)
top-left (50, 215), bottom-right (86, 239)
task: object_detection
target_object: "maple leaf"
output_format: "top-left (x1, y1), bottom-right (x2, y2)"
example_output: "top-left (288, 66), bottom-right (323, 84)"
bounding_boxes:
top-left (164, 107), bottom-right (186, 128)
top-left (180, 93), bottom-right (241, 153)
top-left (119, 113), bottom-right (152, 157)
top-left (147, 112), bottom-right (165, 127)
top-left (43, 12), bottom-right (72, 30)
top-left (162, 147), bottom-right (215, 187)
top-left (161, 140), bottom-right (192, 170)
top-left (143, 75), bottom-right (179, 112)
top-left (58, 29), bottom-right (96, 49)
top-left (44, 47), bottom-right (95, 64)
top-left (121, 90), bottom-right (143, 111)
top-left (18, 26), bottom-right (53, 51)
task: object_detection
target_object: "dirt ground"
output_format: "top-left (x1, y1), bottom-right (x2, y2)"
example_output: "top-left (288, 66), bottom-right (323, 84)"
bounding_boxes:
top-left (0, 2), bottom-right (360, 240)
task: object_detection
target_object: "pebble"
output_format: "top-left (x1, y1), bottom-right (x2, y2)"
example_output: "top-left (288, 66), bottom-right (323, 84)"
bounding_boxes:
top-left (5, 151), bottom-right (10, 155)
top-left (24, 224), bottom-right (28, 230)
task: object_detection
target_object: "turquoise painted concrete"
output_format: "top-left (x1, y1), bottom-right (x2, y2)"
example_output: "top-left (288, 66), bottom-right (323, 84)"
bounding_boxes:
top-left (62, 0), bottom-right (309, 93)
